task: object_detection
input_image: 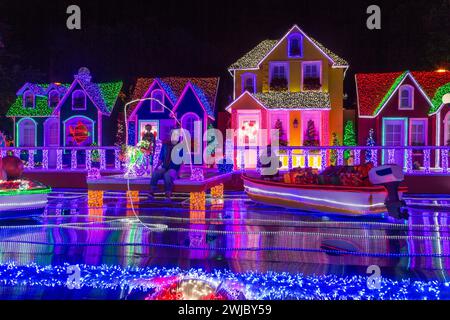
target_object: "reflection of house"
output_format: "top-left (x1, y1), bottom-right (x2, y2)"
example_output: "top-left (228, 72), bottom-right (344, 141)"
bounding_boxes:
top-left (6, 67), bottom-right (122, 148)
top-left (226, 24), bottom-right (348, 165)
top-left (127, 77), bottom-right (219, 161)
top-left (356, 70), bottom-right (450, 166)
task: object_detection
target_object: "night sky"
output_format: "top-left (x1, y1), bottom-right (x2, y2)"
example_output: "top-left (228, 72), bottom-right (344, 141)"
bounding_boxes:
top-left (0, 0), bottom-right (448, 118)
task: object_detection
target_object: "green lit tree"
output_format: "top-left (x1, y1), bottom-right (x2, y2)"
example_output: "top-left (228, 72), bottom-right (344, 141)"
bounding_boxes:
top-left (303, 119), bottom-right (319, 147)
top-left (274, 119), bottom-right (287, 146)
top-left (343, 120), bottom-right (356, 160)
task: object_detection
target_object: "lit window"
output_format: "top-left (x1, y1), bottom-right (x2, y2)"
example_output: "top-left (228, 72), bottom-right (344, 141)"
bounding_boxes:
top-left (270, 63), bottom-right (288, 91)
top-left (23, 90), bottom-right (35, 109)
top-left (399, 85), bottom-right (413, 109)
top-left (302, 62), bottom-right (321, 90)
top-left (288, 34), bottom-right (303, 57)
top-left (242, 74), bottom-right (256, 93)
top-left (18, 119), bottom-right (36, 147)
top-left (410, 119), bottom-right (426, 146)
top-left (48, 90), bottom-right (59, 108)
top-left (151, 89), bottom-right (164, 112)
top-left (72, 90), bottom-right (86, 110)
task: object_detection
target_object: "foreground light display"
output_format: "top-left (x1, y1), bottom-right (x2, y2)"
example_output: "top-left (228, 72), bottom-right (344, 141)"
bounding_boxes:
top-left (0, 263), bottom-right (447, 300)
top-left (0, 179), bottom-right (51, 212)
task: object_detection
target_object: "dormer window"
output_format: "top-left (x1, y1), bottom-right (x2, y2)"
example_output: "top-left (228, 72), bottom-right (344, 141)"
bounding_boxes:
top-left (151, 89), bottom-right (164, 112)
top-left (23, 90), bottom-right (35, 109)
top-left (269, 62), bottom-right (289, 91)
top-left (288, 34), bottom-right (303, 58)
top-left (302, 61), bottom-right (322, 91)
top-left (399, 85), bottom-right (413, 109)
top-left (48, 90), bottom-right (60, 108)
top-left (72, 90), bottom-right (86, 110)
top-left (242, 73), bottom-right (256, 93)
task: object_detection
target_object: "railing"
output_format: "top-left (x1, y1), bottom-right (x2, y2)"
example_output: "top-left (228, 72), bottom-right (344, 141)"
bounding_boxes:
top-left (0, 146), bottom-right (122, 172)
top-left (234, 145), bottom-right (450, 175)
top-left (1, 145), bottom-right (449, 176)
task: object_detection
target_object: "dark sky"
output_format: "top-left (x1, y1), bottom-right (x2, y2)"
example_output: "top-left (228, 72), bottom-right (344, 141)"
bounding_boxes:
top-left (0, 0), bottom-right (448, 111)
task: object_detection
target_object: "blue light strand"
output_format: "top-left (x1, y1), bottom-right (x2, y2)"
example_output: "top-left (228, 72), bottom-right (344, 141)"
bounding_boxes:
top-left (0, 262), bottom-right (448, 300)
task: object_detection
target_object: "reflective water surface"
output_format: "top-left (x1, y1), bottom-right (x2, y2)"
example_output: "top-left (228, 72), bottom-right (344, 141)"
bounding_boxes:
top-left (0, 190), bottom-right (449, 300)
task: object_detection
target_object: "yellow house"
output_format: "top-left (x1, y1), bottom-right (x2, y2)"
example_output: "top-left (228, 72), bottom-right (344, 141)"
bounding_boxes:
top-left (226, 25), bottom-right (348, 167)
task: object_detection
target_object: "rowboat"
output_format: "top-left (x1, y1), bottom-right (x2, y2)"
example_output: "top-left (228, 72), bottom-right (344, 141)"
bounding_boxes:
top-left (242, 174), bottom-right (407, 216)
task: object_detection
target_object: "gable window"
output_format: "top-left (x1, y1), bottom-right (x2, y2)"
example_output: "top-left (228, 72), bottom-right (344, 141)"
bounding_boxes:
top-left (151, 89), bottom-right (164, 112)
top-left (269, 62), bottom-right (288, 91)
top-left (288, 34), bottom-right (303, 58)
top-left (242, 73), bottom-right (256, 93)
top-left (18, 118), bottom-right (36, 147)
top-left (23, 90), bottom-right (35, 109)
top-left (302, 62), bottom-right (322, 91)
top-left (399, 85), bottom-right (413, 109)
top-left (48, 90), bottom-right (60, 108)
top-left (72, 90), bottom-right (86, 110)
top-left (410, 119), bottom-right (427, 146)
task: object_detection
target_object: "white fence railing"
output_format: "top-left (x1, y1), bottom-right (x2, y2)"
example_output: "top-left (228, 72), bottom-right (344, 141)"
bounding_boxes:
top-left (1, 145), bottom-right (449, 175)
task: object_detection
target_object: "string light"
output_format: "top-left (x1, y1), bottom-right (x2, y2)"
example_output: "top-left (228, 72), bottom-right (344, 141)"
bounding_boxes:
top-left (27, 149), bottom-right (35, 169)
top-left (42, 149), bottom-right (48, 169)
top-left (56, 149), bottom-right (63, 170)
top-left (190, 168), bottom-right (204, 182)
top-left (424, 149), bottom-right (431, 173)
top-left (253, 91), bottom-right (330, 109)
top-left (71, 150), bottom-right (77, 169)
top-left (0, 263), bottom-right (446, 300)
top-left (190, 191), bottom-right (206, 211)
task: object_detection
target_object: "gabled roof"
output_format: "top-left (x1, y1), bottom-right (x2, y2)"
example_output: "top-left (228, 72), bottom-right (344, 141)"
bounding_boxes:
top-left (228, 25), bottom-right (348, 71)
top-left (356, 70), bottom-right (450, 117)
top-left (226, 91), bottom-right (330, 111)
top-left (129, 77), bottom-right (219, 118)
top-left (7, 68), bottom-right (122, 117)
top-left (7, 83), bottom-right (71, 117)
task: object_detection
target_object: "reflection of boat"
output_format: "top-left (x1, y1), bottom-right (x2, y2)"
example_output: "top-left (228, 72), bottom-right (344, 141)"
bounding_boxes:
top-left (242, 174), bottom-right (407, 216)
top-left (0, 180), bottom-right (51, 216)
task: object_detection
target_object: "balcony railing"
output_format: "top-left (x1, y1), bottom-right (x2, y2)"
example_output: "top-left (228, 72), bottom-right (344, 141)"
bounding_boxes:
top-left (0, 146), bottom-right (122, 172)
top-left (234, 145), bottom-right (450, 175)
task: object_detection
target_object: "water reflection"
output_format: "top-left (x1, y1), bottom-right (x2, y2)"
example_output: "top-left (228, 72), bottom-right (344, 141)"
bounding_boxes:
top-left (0, 190), bottom-right (449, 282)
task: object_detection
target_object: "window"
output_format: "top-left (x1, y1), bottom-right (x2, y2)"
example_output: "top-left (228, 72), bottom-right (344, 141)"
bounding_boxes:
top-left (48, 90), bottom-right (59, 108)
top-left (410, 119), bottom-right (427, 146)
top-left (399, 85), bottom-right (413, 109)
top-left (302, 62), bottom-right (322, 90)
top-left (64, 116), bottom-right (94, 146)
top-left (18, 119), bottom-right (36, 147)
top-left (151, 89), bottom-right (164, 112)
top-left (181, 113), bottom-right (201, 154)
top-left (72, 90), bottom-right (86, 110)
top-left (288, 34), bottom-right (303, 57)
top-left (269, 62), bottom-right (288, 91)
top-left (242, 73), bottom-right (256, 93)
top-left (445, 114), bottom-right (450, 146)
top-left (23, 90), bottom-right (35, 109)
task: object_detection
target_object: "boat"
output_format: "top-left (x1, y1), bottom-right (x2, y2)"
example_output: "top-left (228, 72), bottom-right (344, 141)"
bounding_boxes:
top-left (0, 179), bottom-right (51, 216)
top-left (242, 173), bottom-right (407, 216)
